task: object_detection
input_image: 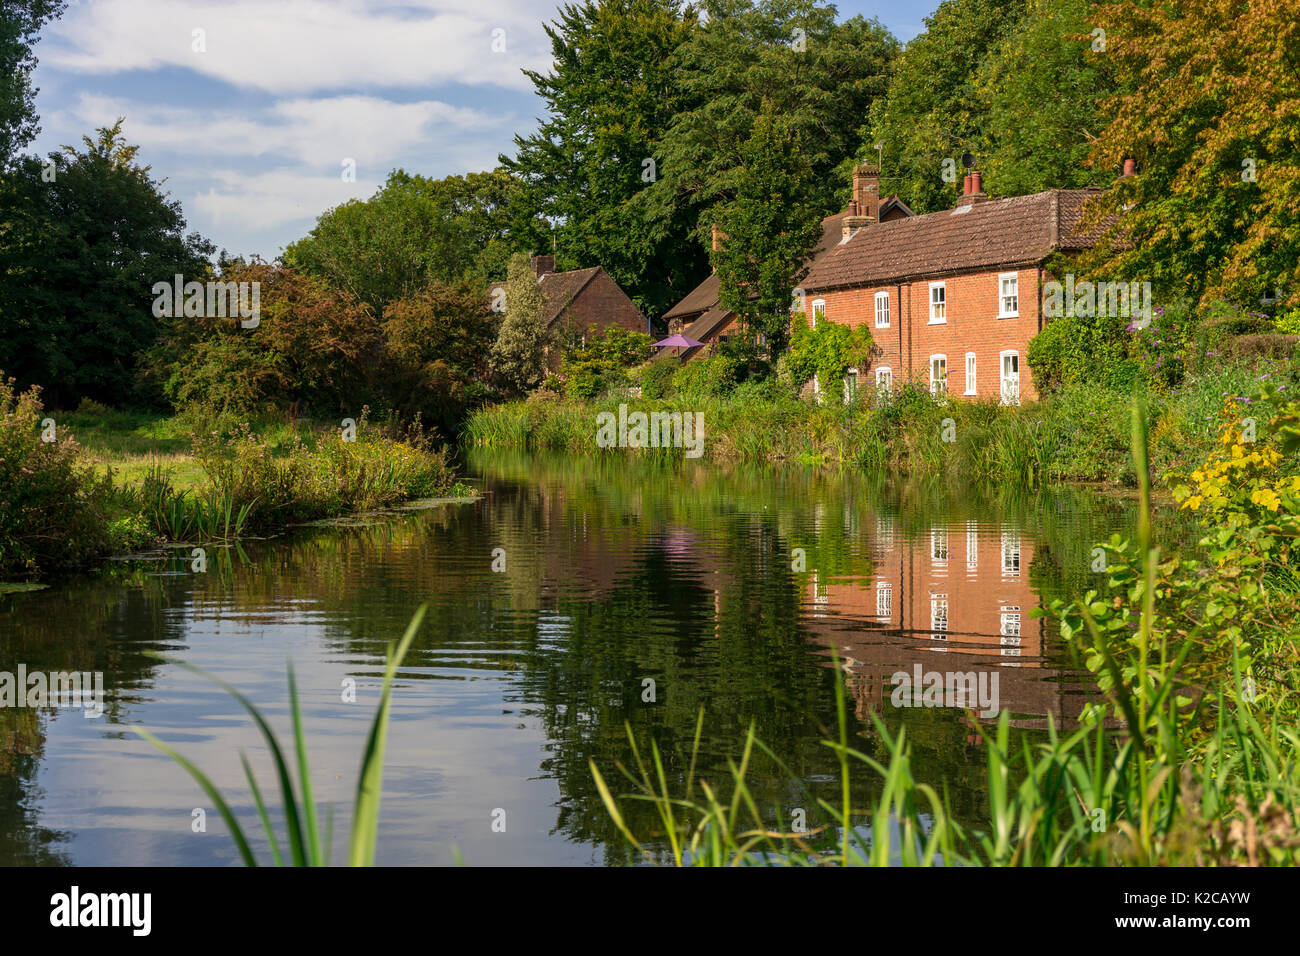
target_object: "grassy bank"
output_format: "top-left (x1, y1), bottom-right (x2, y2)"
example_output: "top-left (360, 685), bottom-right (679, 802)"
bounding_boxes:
top-left (0, 383), bottom-right (470, 581)
top-left (465, 359), bottom-right (1289, 486)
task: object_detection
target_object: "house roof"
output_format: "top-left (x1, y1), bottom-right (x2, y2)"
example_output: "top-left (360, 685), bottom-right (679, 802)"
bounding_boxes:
top-left (664, 272), bottom-right (721, 320)
top-left (487, 265), bottom-right (606, 327)
top-left (802, 189), bottom-right (1107, 293)
top-left (682, 305), bottom-right (734, 343)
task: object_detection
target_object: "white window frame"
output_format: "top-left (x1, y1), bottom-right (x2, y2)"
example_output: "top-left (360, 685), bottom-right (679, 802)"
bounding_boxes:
top-left (929, 354), bottom-right (947, 396)
top-left (875, 366), bottom-right (892, 395)
top-left (998, 272), bottom-right (1019, 318)
top-left (874, 291), bottom-right (890, 328)
top-left (1001, 531), bottom-right (1021, 577)
top-left (965, 352), bottom-right (977, 395)
top-left (843, 367), bottom-right (859, 404)
top-left (928, 282), bottom-right (946, 324)
top-left (876, 581), bottom-right (892, 620)
top-left (1000, 349), bottom-right (1021, 406)
top-left (811, 299), bottom-right (826, 325)
top-left (930, 595), bottom-right (949, 634)
top-left (931, 529), bottom-right (949, 564)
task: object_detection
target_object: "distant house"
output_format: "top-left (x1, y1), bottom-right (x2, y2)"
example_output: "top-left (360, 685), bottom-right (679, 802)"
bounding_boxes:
top-left (662, 168), bottom-right (914, 362)
top-left (488, 255), bottom-right (647, 368)
top-left (800, 168), bottom-right (1118, 405)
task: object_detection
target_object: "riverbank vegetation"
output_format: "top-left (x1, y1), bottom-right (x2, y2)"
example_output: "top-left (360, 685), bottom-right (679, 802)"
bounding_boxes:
top-left (591, 396), bottom-right (1300, 866)
top-left (0, 378), bottom-right (463, 581)
top-left (466, 303), bottom-right (1298, 487)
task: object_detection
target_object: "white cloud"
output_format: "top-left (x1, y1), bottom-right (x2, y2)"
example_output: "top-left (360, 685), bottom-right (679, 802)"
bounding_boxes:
top-left (44, 0), bottom-right (553, 94)
top-left (68, 92), bottom-right (499, 166)
top-left (190, 168), bottom-right (373, 233)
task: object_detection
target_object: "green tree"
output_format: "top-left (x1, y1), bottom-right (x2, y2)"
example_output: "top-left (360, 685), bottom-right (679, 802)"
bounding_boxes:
top-left (0, 121), bottom-right (215, 407)
top-left (502, 0), bottom-right (701, 319)
top-left (646, 0), bottom-right (896, 260)
top-left (711, 108), bottom-right (821, 356)
top-left (865, 0), bottom-right (1026, 213)
top-left (491, 254), bottom-right (550, 394)
top-left (285, 168), bottom-right (536, 318)
top-left (381, 280), bottom-right (499, 432)
top-left (976, 0), bottom-right (1118, 196)
top-left (0, 0), bottom-right (65, 164)
top-left (1078, 0), bottom-right (1300, 309)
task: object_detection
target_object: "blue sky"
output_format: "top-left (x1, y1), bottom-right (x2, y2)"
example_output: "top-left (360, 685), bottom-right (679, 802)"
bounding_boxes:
top-left (27, 1), bottom-right (936, 260)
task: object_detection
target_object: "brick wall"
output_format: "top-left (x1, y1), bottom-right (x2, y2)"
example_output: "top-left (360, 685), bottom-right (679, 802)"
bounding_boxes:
top-left (805, 266), bottom-right (1043, 403)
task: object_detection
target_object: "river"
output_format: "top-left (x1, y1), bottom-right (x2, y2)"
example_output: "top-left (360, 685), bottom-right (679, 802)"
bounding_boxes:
top-left (0, 449), bottom-right (1192, 865)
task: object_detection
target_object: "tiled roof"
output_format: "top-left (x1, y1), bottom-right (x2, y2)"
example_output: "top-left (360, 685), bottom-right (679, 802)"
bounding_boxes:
top-left (802, 189), bottom-right (1107, 293)
top-left (664, 273), bottom-right (720, 320)
top-left (486, 266), bottom-right (604, 327)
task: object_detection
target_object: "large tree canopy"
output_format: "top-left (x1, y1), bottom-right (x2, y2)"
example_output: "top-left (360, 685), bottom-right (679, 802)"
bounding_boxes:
top-left (502, 0), bottom-right (702, 319)
top-left (975, 0), bottom-right (1118, 197)
top-left (0, 0), bottom-right (65, 164)
top-left (0, 121), bottom-right (215, 407)
top-left (284, 168), bottom-right (537, 319)
top-left (864, 0), bottom-right (1027, 213)
top-left (1077, 0), bottom-right (1300, 310)
top-left (644, 0), bottom-right (897, 264)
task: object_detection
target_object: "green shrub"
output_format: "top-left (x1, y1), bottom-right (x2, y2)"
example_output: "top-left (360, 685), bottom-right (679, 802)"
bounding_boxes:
top-left (1276, 308), bottom-right (1300, 335)
top-left (0, 378), bottom-right (114, 578)
top-left (640, 357), bottom-right (679, 399)
top-left (671, 354), bottom-right (741, 397)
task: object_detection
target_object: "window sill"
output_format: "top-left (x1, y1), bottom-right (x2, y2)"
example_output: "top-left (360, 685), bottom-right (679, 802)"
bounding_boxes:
top-left (927, 318), bottom-right (947, 325)
top-left (997, 312), bottom-right (1019, 319)
top-left (964, 389), bottom-right (976, 396)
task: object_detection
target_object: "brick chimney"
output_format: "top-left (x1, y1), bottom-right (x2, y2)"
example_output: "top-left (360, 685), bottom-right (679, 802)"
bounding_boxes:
top-left (1122, 158), bottom-right (1137, 177)
top-left (841, 163), bottom-right (878, 240)
top-left (961, 169), bottom-right (989, 204)
top-left (711, 223), bottom-right (722, 251)
top-left (852, 163), bottom-right (880, 223)
top-left (530, 254), bottom-right (555, 277)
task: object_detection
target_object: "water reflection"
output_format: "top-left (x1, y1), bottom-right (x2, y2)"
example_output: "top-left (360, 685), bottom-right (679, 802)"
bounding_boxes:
top-left (0, 450), bottom-right (1195, 865)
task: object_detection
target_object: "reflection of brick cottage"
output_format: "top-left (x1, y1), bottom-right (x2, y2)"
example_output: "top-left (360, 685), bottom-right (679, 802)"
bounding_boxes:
top-left (803, 518), bottom-right (1090, 726)
top-left (488, 255), bottom-right (648, 368)
top-left (800, 167), bottom-right (1119, 404)
top-left (662, 171), bottom-right (914, 362)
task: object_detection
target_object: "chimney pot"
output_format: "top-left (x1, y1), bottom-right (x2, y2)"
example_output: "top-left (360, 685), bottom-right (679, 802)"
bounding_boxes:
top-left (1122, 158), bottom-right (1137, 177)
top-left (963, 173), bottom-right (972, 195)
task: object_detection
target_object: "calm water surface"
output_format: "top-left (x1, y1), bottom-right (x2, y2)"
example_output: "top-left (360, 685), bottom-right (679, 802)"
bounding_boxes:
top-left (0, 451), bottom-right (1184, 865)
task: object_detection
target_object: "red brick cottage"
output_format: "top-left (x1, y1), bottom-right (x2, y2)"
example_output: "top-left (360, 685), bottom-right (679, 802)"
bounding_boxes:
top-left (800, 171), bottom-right (1107, 404)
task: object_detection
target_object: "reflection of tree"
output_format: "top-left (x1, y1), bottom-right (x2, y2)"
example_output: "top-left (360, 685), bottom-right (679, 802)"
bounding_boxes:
top-left (0, 565), bottom-right (183, 864)
top-left (0, 708), bottom-right (70, 865)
